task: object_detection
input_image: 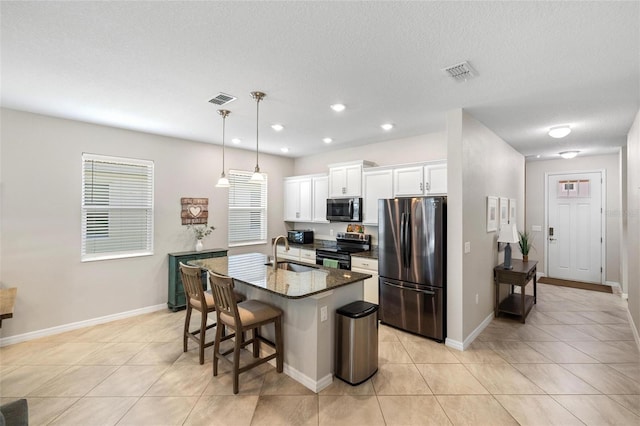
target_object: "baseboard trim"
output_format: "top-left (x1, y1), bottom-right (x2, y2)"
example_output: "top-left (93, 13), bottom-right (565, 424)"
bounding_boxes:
top-left (268, 359), bottom-right (332, 393)
top-left (445, 311), bottom-right (494, 352)
top-left (0, 303), bottom-right (166, 347)
top-left (627, 307), bottom-right (640, 351)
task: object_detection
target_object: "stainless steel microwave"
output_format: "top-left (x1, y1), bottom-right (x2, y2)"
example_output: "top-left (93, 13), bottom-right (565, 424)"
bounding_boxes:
top-left (326, 197), bottom-right (363, 222)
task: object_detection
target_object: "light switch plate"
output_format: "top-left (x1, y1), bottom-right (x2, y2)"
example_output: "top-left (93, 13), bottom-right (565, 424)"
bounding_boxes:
top-left (464, 242), bottom-right (471, 253)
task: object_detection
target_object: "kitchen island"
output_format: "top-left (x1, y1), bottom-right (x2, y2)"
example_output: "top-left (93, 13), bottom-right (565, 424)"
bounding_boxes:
top-left (189, 252), bottom-right (372, 392)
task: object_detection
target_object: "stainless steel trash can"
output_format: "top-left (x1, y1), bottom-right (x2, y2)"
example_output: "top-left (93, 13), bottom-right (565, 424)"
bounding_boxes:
top-left (335, 301), bottom-right (379, 385)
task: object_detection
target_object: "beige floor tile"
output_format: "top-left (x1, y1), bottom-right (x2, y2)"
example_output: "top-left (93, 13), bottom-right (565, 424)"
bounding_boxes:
top-left (512, 325), bottom-right (558, 341)
top-left (0, 365), bottom-right (69, 397)
top-left (436, 395), bottom-right (518, 425)
top-left (494, 394), bottom-right (583, 425)
top-left (144, 363), bottom-right (212, 396)
top-left (0, 364), bottom-right (19, 375)
top-left (532, 324), bottom-right (599, 341)
top-left (371, 363), bottom-right (431, 395)
top-left (567, 340), bottom-right (640, 363)
top-left (319, 377), bottom-right (375, 395)
top-left (252, 395), bottom-right (318, 426)
top-left (378, 395), bottom-right (451, 425)
top-left (542, 311), bottom-right (597, 324)
top-left (523, 341), bottom-right (598, 363)
top-left (260, 370), bottom-right (315, 395)
top-left (561, 363), bottom-right (640, 394)
top-left (203, 368), bottom-right (266, 396)
top-left (0, 342), bottom-right (59, 365)
top-left (77, 342), bottom-right (147, 365)
top-left (59, 323), bottom-right (126, 343)
top-left (402, 339), bottom-right (459, 363)
top-left (464, 364), bottom-right (545, 394)
top-left (87, 365), bottom-right (168, 396)
top-left (512, 363), bottom-right (600, 394)
top-left (609, 363), bottom-right (640, 382)
top-left (608, 394), bottom-right (640, 416)
top-left (417, 364), bottom-right (488, 395)
top-left (184, 395), bottom-right (259, 426)
top-left (573, 323), bottom-right (636, 341)
top-left (393, 328), bottom-right (430, 343)
top-left (378, 341), bottom-right (413, 364)
top-left (125, 341), bottom-right (184, 365)
top-left (28, 365), bottom-right (117, 397)
top-left (26, 342), bottom-right (105, 365)
top-left (319, 395), bottom-right (384, 426)
top-left (553, 395), bottom-right (640, 425)
top-left (1, 397), bottom-right (78, 426)
top-left (523, 310), bottom-right (564, 325)
top-left (117, 396), bottom-right (198, 425)
top-left (485, 341), bottom-right (552, 363)
top-left (575, 311), bottom-right (628, 324)
top-left (48, 396), bottom-right (137, 426)
top-left (448, 341), bottom-right (507, 364)
top-left (533, 301), bottom-right (591, 312)
top-left (378, 325), bottom-right (400, 342)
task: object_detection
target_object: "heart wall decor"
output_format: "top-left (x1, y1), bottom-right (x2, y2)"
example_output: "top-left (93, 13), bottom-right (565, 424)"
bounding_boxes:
top-left (180, 197), bottom-right (209, 225)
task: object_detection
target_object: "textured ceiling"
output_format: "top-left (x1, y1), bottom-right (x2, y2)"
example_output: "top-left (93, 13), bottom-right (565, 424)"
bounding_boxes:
top-left (1, 1), bottom-right (639, 160)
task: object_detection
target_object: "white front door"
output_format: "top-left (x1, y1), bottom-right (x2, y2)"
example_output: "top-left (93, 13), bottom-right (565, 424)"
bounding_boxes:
top-left (547, 171), bottom-right (604, 283)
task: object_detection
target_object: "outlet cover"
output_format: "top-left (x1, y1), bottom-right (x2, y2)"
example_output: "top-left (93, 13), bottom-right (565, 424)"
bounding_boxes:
top-left (464, 242), bottom-right (471, 253)
top-left (320, 306), bottom-right (328, 322)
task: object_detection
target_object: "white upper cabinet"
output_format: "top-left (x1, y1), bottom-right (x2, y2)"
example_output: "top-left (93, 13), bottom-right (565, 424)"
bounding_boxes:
top-left (393, 161), bottom-right (447, 197)
top-left (284, 177), bottom-right (312, 222)
top-left (362, 168), bottom-right (393, 225)
top-left (328, 161), bottom-right (375, 198)
top-left (311, 175), bottom-right (329, 223)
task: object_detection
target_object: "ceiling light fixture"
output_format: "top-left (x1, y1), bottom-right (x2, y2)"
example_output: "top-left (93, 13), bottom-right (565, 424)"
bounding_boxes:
top-left (232, 138), bottom-right (241, 144)
top-left (559, 150), bottom-right (579, 159)
top-left (249, 91), bottom-right (266, 183)
top-left (330, 103), bottom-right (346, 112)
top-left (548, 125), bottom-right (571, 138)
top-left (323, 138), bottom-right (333, 144)
top-left (381, 123), bottom-right (394, 131)
top-left (215, 109), bottom-right (231, 188)
top-left (280, 147), bottom-right (289, 153)
top-left (271, 124), bottom-right (284, 131)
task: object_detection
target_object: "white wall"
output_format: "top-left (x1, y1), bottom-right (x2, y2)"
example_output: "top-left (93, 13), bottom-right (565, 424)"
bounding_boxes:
top-left (0, 108), bottom-right (294, 339)
top-left (447, 109), bottom-right (525, 345)
top-left (525, 154), bottom-right (622, 286)
top-left (626, 110), bottom-right (640, 339)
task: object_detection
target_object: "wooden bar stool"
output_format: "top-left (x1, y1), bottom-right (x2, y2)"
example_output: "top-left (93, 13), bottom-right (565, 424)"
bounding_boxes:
top-left (209, 271), bottom-right (284, 394)
top-left (178, 263), bottom-right (243, 364)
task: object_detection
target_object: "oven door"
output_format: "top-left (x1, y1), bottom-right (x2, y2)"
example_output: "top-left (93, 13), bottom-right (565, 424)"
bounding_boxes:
top-left (378, 277), bottom-right (444, 341)
top-left (316, 250), bottom-right (351, 270)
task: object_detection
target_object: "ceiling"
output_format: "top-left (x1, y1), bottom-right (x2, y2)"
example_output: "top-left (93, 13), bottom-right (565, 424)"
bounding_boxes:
top-left (1, 1), bottom-right (639, 160)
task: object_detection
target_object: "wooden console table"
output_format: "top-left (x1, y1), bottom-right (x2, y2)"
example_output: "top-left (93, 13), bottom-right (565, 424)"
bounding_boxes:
top-left (494, 260), bottom-right (537, 323)
top-left (168, 249), bottom-right (228, 311)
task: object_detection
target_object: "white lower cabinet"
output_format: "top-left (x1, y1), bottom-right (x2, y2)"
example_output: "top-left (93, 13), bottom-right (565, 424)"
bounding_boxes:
top-left (351, 257), bottom-right (379, 305)
top-left (276, 245), bottom-right (300, 261)
top-left (299, 248), bottom-right (316, 265)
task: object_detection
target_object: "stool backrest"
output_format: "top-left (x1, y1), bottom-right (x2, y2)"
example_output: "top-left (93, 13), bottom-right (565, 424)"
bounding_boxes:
top-left (208, 271), bottom-right (241, 326)
top-left (179, 263), bottom-right (206, 307)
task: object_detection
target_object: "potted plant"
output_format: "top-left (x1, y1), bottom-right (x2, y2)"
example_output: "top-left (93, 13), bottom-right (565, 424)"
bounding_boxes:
top-left (188, 224), bottom-right (215, 251)
top-left (518, 230), bottom-right (533, 262)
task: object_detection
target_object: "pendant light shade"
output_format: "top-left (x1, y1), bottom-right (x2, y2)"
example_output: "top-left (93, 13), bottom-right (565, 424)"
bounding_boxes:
top-left (249, 91), bottom-right (266, 183)
top-left (216, 109), bottom-right (231, 188)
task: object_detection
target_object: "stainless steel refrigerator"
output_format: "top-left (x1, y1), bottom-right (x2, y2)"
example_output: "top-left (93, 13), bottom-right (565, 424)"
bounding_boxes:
top-left (378, 196), bottom-right (446, 341)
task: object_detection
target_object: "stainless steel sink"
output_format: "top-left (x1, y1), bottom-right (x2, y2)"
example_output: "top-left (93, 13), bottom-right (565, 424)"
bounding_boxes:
top-left (265, 262), bottom-right (318, 273)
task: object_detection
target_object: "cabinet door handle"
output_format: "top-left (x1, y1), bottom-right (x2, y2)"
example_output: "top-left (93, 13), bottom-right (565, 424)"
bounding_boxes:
top-left (419, 182), bottom-right (423, 191)
top-left (426, 182), bottom-right (431, 191)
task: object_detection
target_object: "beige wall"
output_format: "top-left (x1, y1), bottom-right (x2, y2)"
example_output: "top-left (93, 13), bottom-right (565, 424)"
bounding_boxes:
top-left (626, 110), bottom-right (640, 339)
top-left (0, 108), bottom-right (294, 339)
top-left (525, 154), bottom-right (622, 286)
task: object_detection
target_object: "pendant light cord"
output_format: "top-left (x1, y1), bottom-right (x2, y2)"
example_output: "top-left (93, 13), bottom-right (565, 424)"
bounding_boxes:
top-left (255, 95), bottom-right (260, 169)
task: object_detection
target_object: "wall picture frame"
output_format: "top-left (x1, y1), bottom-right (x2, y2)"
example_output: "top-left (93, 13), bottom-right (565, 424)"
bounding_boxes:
top-left (487, 196), bottom-right (498, 232)
top-left (499, 197), bottom-right (509, 227)
top-left (509, 198), bottom-right (516, 225)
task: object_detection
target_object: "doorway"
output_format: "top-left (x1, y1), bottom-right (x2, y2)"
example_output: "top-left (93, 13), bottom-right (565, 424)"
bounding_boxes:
top-left (545, 171), bottom-right (605, 284)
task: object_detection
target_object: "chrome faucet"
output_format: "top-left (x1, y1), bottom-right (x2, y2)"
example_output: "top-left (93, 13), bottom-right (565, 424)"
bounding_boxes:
top-left (272, 235), bottom-right (289, 270)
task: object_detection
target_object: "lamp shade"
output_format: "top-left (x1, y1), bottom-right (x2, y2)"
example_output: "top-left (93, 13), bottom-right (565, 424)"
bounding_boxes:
top-left (497, 224), bottom-right (519, 244)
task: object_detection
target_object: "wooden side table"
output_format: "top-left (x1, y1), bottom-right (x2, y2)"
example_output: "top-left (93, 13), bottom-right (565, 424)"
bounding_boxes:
top-left (494, 260), bottom-right (537, 323)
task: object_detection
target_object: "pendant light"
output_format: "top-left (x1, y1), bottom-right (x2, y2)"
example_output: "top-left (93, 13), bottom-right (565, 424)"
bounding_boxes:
top-left (249, 91), bottom-right (266, 182)
top-left (215, 109), bottom-right (231, 188)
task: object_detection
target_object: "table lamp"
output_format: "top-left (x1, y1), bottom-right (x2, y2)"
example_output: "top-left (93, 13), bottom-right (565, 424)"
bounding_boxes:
top-left (498, 224), bottom-right (519, 270)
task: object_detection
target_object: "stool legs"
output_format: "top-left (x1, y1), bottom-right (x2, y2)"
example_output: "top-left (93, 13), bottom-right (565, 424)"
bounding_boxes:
top-left (183, 306), bottom-right (192, 353)
top-left (275, 316), bottom-right (283, 373)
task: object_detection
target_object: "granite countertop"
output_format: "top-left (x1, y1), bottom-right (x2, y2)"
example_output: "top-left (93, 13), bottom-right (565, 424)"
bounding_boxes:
top-left (189, 252), bottom-right (372, 299)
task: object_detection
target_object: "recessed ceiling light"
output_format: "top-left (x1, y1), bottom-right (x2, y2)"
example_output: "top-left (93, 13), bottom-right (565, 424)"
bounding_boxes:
top-left (548, 125), bottom-right (571, 138)
top-left (381, 123), bottom-right (394, 131)
top-left (232, 138), bottom-right (241, 144)
top-left (559, 150), bottom-right (579, 159)
top-left (323, 138), bottom-right (333, 144)
top-left (280, 147), bottom-right (289, 153)
top-left (330, 104), bottom-right (346, 112)
top-left (271, 124), bottom-right (284, 131)
top-left (536, 155), bottom-right (541, 158)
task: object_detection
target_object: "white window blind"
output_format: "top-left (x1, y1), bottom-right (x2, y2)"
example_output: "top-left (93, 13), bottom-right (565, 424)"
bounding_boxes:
top-left (82, 153), bottom-right (154, 261)
top-left (228, 170), bottom-right (267, 246)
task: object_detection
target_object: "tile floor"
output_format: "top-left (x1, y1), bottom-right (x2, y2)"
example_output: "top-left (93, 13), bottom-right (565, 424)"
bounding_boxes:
top-left (1, 283), bottom-right (639, 425)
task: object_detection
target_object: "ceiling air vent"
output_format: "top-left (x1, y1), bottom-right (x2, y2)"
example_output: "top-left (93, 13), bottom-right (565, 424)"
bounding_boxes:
top-left (442, 61), bottom-right (476, 81)
top-left (208, 93), bottom-right (237, 106)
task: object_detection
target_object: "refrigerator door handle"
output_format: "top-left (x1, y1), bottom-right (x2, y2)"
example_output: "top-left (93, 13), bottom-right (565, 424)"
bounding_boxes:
top-left (382, 281), bottom-right (436, 296)
top-left (404, 212), bottom-right (411, 268)
top-left (400, 212), bottom-right (407, 268)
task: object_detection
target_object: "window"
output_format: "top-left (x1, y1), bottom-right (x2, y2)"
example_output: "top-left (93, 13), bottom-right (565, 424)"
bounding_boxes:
top-left (81, 153), bottom-right (154, 261)
top-left (228, 170), bottom-right (267, 246)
